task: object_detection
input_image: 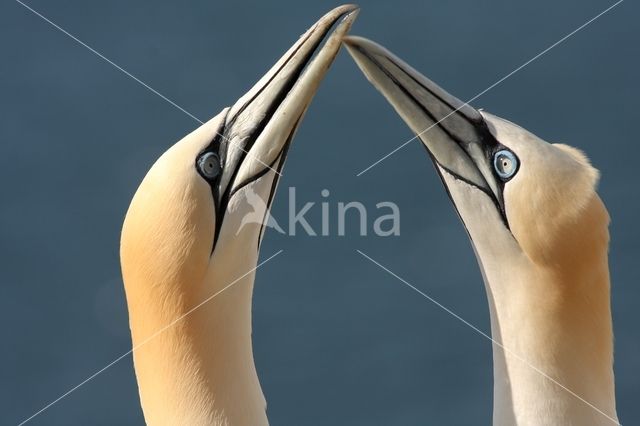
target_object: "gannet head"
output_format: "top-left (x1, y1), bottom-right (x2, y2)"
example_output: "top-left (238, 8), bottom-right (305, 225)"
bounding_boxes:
top-left (121, 5), bottom-right (358, 300)
top-left (344, 36), bottom-right (609, 269)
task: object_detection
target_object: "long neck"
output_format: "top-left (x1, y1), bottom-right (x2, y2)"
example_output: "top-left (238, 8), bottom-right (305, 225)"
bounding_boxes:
top-left (125, 265), bottom-right (267, 426)
top-left (479, 245), bottom-right (617, 425)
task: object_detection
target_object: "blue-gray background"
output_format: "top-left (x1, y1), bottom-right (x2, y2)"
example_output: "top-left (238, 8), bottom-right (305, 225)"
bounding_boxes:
top-left (1, 0), bottom-right (638, 424)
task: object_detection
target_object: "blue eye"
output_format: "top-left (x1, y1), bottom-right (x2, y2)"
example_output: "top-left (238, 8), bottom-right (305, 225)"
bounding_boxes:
top-left (197, 152), bottom-right (222, 180)
top-left (493, 150), bottom-right (519, 180)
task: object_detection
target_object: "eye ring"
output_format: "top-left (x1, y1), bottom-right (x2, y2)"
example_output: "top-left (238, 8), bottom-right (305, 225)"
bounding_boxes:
top-left (197, 152), bottom-right (222, 180)
top-left (493, 149), bottom-right (519, 180)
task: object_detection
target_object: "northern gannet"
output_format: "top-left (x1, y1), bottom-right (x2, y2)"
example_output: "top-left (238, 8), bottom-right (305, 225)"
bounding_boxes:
top-left (344, 36), bottom-right (618, 425)
top-left (120, 6), bottom-right (358, 425)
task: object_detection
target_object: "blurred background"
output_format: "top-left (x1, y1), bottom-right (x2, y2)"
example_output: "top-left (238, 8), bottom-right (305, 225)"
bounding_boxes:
top-left (1, 0), bottom-right (638, 424)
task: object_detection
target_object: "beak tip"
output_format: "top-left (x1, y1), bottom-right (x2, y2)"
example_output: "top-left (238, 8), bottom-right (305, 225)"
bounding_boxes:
top-left (342, 35), bottom-right (361, 45)
top-left (341, 35), bottom-right (391, 62)
top-left (336, 5), bottom-right (360, 31)
top-left (327, 4), bottom-right (360, 26)
top-left (341, 36), bottom-right (386, 82)
top-left (338, 4), bottom-right (360, 14)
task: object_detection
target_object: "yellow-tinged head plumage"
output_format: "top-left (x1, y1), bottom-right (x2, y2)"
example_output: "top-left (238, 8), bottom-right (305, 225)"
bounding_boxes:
top-left (485, 113), bottom-right (608, 267)
top-left (121, 113), bottom-right (221, 320)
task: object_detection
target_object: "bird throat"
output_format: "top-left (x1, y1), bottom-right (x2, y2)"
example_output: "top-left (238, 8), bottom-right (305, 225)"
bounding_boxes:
top-left (127, 264), bottom-right (268, 426)
top-left (475, 243), bottom-right (618, 425)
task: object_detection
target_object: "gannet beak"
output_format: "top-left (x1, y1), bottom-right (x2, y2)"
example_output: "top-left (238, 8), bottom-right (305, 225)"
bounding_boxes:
top-left (198, 5), bottom-right (358, 248)
top-left (217, 5), bottom-right (359, 200)
top-left (343, 36), bottom-right (508, 222)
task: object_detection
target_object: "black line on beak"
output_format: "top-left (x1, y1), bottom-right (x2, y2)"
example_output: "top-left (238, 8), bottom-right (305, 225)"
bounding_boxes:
top-left (351, 44), bottom-right (511, 228)
top-left (209, 17), bottom-right (343, 253)
top-left (255, 114), bottom-right (300, 251)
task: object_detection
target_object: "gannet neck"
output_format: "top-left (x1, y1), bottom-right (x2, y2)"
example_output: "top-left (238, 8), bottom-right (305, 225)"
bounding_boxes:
top-left (487, 263), bottom-right (616, 426)
top-left (120, 162), bottom-right (268, 425)
top-left (470, 195), bottom-right (618, 426)
top-left (124, 252), bottom-right (267, 426)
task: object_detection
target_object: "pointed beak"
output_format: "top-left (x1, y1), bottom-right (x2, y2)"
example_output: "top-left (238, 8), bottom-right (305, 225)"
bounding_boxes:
top-left (217, 5), bottom-right (359, 199)
top-left (202, 5), bottom-right (358, 249)
top-left (343, 36), bottom-right (507, 219)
